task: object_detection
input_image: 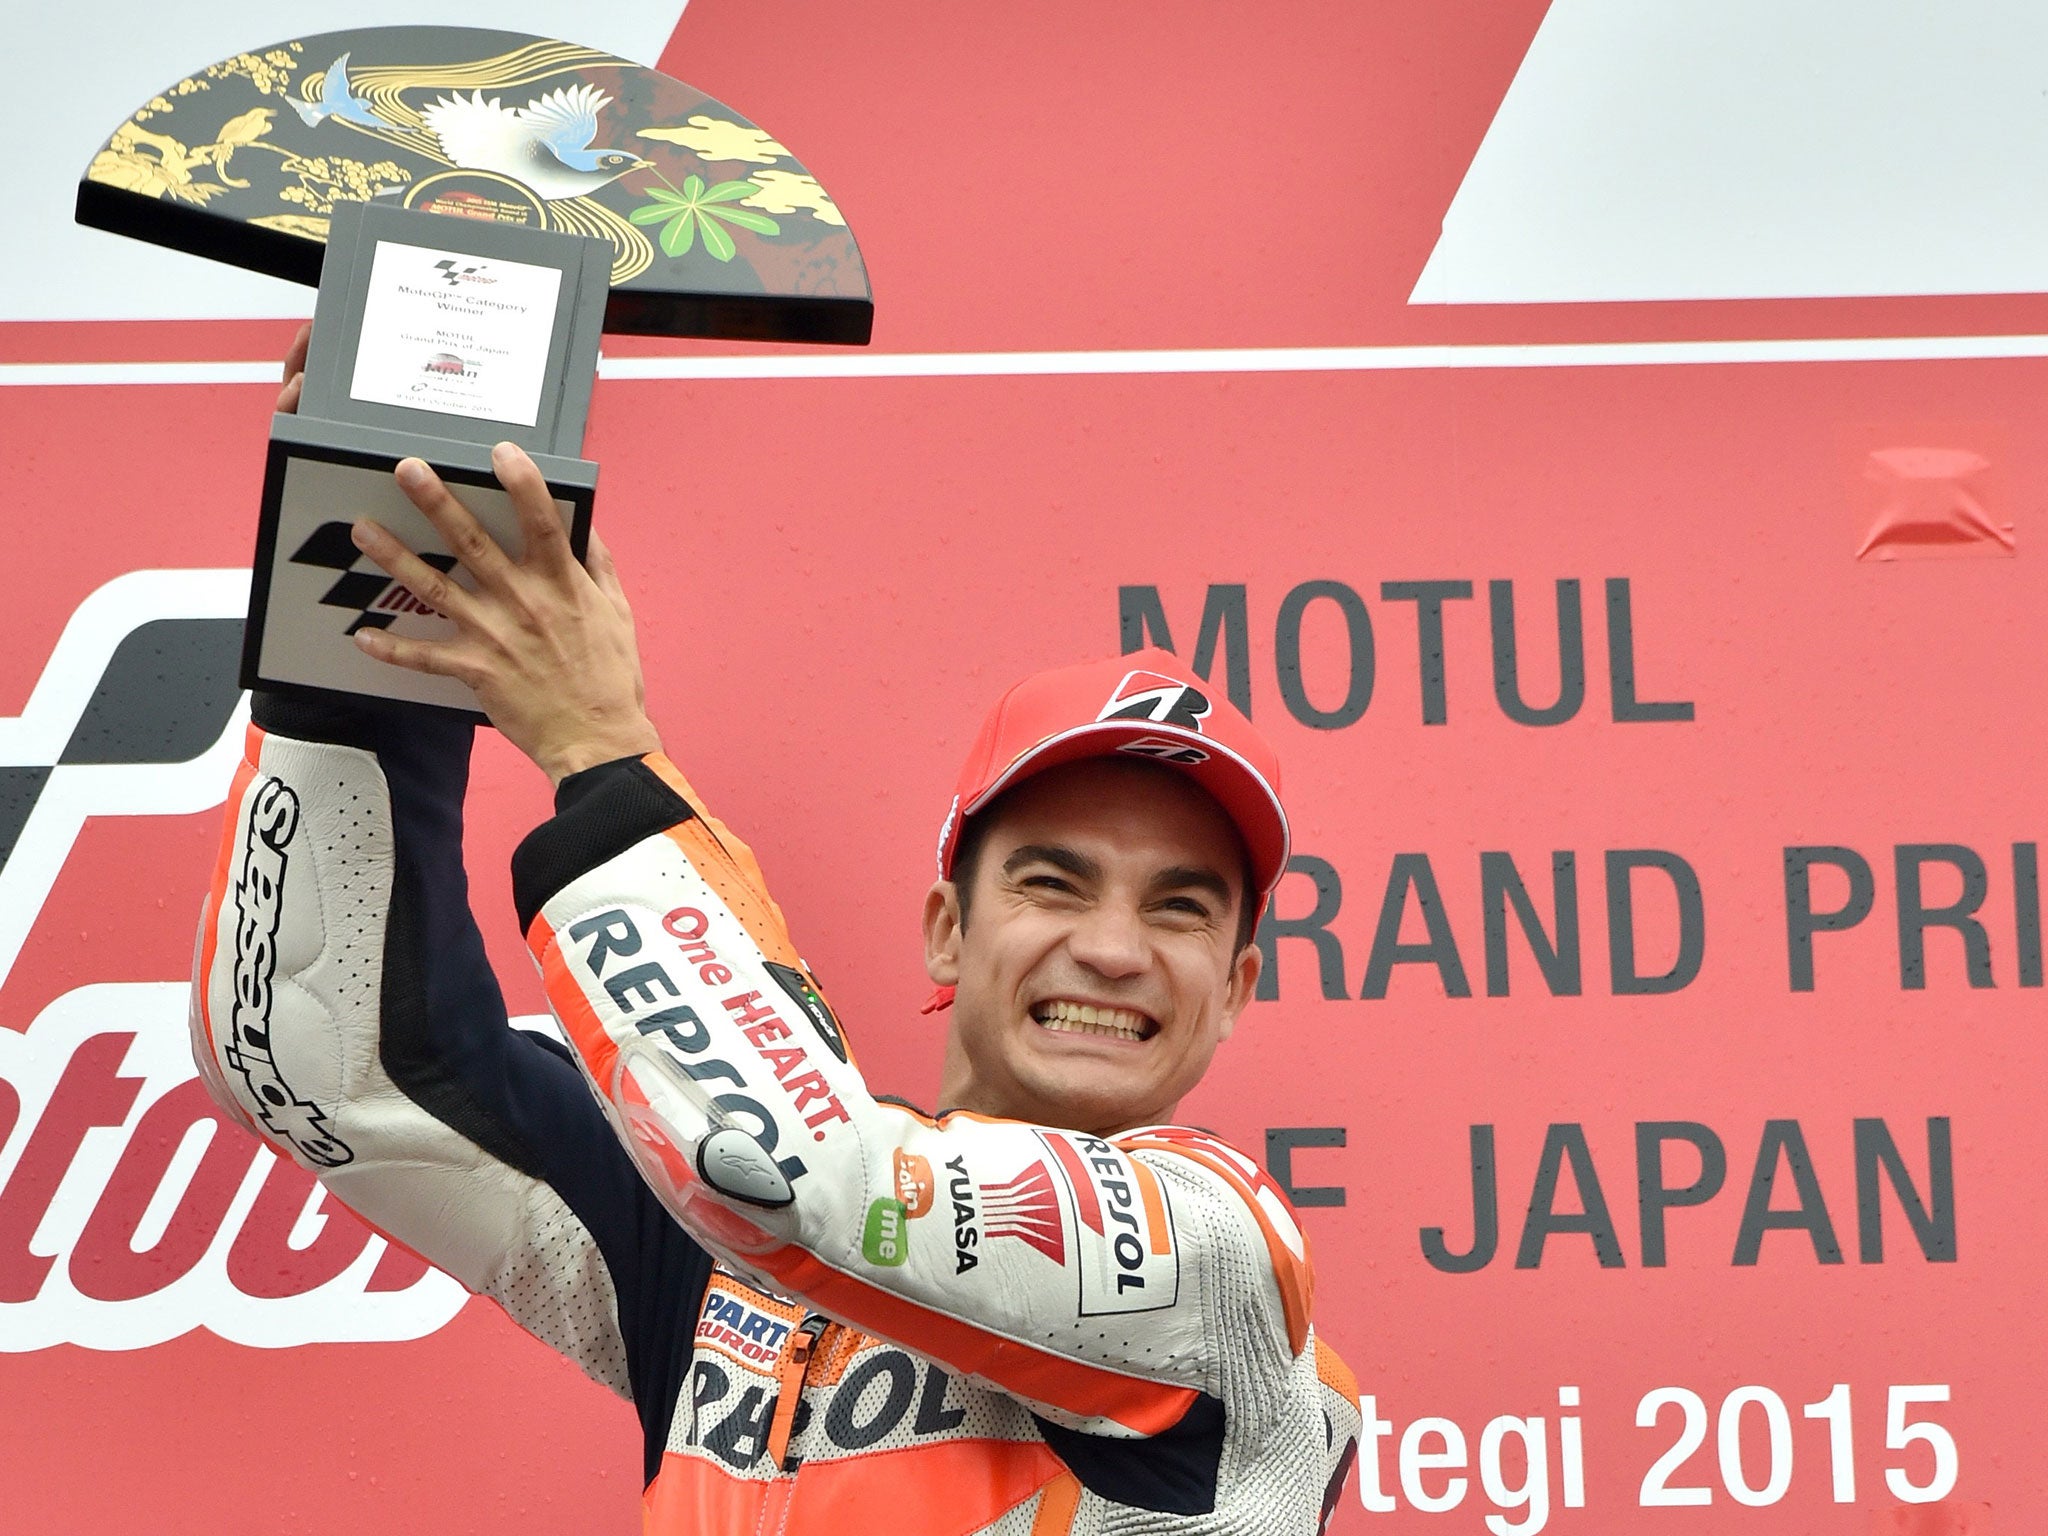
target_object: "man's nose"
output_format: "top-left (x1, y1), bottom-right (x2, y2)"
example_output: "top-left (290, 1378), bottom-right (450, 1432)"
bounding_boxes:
top-left (1065, 898), bottom-right (1148, 978)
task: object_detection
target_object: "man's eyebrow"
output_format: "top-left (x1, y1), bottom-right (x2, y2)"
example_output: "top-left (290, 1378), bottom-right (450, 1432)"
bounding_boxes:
top-left (1150, 865), bottom-right (1235, 908)
top-left (1001, 844), bottom-right (1101, 882)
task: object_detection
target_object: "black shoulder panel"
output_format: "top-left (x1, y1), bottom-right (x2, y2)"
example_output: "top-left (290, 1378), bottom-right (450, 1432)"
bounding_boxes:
top-left (511, 757), bottom-right (695, 932)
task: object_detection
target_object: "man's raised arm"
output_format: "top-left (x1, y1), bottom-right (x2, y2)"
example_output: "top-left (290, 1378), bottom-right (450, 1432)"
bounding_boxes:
top-left (190, 338), bottom-right (709, 1461)
top-left (190, 693), bottom-right (714, 1446)
top-left (513, 749), bottom-right (1319, 1445)
top-left (336, 438), bottom-right (1348, 1458)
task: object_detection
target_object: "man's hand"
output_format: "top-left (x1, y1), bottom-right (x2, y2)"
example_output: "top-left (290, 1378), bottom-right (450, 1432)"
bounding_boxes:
top-left (348, 443), bottom-right (662, 785)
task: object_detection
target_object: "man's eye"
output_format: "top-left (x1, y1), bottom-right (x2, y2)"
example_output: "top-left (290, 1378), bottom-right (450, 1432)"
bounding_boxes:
top-left (1022, 874), bottom-right (1076, 892)
top-left (1157, 897), bottom-right (1213, 920)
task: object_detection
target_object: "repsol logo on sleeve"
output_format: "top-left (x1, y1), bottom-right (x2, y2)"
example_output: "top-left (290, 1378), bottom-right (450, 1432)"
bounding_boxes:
top-left (1040, 1131), bottom-right (1179, 1315)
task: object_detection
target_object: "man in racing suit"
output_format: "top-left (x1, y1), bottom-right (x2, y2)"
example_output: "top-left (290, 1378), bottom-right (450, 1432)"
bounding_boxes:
top-left (190, 401), bottom-right (1360, 1533)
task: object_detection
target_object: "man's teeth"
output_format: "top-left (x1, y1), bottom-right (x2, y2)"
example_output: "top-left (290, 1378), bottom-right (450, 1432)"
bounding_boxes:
top-left (1035, 1000), bottom-right (1148, 1040)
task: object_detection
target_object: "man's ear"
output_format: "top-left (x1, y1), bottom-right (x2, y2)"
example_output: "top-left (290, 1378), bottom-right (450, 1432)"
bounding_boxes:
top-left (923, 880), bottom-right (963, 987)
top-left (1215, 934), bottom-right (1262, 1042)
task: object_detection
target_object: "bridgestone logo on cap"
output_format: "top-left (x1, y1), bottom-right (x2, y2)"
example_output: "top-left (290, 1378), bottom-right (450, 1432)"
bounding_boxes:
top-left (1114, 735), bottom-right (1210, 766)
top-left (1098, 671), bottom-right (1212, 733)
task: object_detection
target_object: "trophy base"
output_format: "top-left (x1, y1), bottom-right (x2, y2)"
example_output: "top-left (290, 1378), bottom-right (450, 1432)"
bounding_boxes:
top-left (243, 413), bottom-right (597, 723)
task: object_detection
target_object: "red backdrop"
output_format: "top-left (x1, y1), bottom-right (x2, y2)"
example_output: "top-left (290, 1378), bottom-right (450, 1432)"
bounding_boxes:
top-left (2, 1), bottom-right (2037, 1530)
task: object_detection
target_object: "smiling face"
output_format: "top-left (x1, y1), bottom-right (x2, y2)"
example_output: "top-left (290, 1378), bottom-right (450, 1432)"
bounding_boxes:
top-left (923, 757), bottom-right (1262, 1135)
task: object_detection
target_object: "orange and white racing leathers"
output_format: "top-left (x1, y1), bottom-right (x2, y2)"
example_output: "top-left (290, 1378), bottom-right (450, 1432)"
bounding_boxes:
top-left (191, 695), bottom-right (1361, 1535)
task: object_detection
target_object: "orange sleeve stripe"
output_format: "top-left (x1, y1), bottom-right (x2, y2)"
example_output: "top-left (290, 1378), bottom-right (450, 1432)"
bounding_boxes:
top-left (637, 760), bottom-right (858, 1069)
top-left (746, 1240), bottom-right (1199, 1435)
top-left (642, 752), bottom-right (794, 920)
top-left (193, 728), bottom-right (266, 1141)
top-left (526, 913), bottom-right (619, 1090)
top-left (1131, 1162), bottom-right (1171, 1257)
top-left (1314, 1334), bottom-right (1359, 1403)
top-left (1121, 1137), bottom-right (1315, 1357)
top-left (659, 819), bottom-right (807, 970)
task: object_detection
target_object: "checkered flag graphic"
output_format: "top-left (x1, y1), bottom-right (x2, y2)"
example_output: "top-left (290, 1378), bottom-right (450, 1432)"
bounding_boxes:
top-left (289, 521), bottom-right (457, 635)
top-left (0, 571), bottom-right (251, 987)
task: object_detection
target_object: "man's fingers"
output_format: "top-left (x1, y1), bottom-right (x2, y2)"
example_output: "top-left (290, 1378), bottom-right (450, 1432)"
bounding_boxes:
top-left (350, 517), bottom-right (482, 629)
top-left (394, 458), bottom-right (518, 594)
top-left (282, 322), bottom-right (310, 385)
top-left (352, 624), bottom-right (476, 681)
top-left (585, 528), bottom-right (633, 619)
top-left (277, 372), bottom-right (304, 415)
top-left (493, 442), bottom-right (571, 573)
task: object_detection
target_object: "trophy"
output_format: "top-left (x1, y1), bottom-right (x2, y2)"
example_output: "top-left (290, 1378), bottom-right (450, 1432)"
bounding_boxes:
top-left (78, 26), bottom-right (872, 717)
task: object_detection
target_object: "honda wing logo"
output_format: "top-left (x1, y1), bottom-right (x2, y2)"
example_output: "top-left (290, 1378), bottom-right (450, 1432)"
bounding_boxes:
top-left (979, 1160), bottom-right (1066, 1264)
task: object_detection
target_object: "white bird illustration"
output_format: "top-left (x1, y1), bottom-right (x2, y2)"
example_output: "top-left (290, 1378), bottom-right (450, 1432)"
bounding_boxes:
top-left (290, 53), bottom-right (387, 129)
top-left (420, 84), bottom-right (650, 201)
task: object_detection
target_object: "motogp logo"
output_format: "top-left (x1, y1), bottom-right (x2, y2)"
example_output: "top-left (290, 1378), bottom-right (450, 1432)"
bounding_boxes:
top-left (288, 521), bottom-right (457, 637)
top-left (431, 259), bottom-right (495, 287)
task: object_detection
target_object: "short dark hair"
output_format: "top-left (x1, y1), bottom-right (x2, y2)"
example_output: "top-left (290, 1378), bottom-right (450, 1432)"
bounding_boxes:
top-left (949, 790), bottom-right (1263, 955)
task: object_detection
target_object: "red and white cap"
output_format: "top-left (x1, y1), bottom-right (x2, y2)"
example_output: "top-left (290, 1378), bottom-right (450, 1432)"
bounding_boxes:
top-left (935, 647), bottom-right (1290, 900)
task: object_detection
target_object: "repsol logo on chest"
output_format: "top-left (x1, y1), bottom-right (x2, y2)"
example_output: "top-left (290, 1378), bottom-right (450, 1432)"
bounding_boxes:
top-left (684, 1346), bottom-right (978, 1472)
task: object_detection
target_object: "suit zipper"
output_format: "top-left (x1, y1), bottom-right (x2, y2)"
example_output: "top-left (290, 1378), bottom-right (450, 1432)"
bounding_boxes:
top-left (766, 1314), bottom-right (829, 1471)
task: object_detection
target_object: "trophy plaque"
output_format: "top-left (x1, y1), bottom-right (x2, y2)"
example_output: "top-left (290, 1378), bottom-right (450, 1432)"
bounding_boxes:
top-left (77, 26), bottom-right (872, 717)
top-left (243, 201), bottom-right (608, 717)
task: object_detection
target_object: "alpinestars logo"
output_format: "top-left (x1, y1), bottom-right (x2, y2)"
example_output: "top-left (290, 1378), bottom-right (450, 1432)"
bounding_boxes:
top-left (289, 521), bottom-right (456, 635)
top-left (224, 778), bottom-right (352, 1169)
top-left (1099, 670), bottom-right (1213, 765)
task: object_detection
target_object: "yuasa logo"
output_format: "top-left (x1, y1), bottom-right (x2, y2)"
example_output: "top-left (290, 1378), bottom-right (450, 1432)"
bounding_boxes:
top-left (0, 985), bottom-right (465, 1351)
